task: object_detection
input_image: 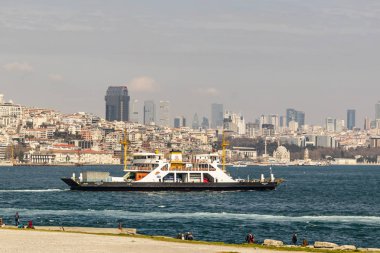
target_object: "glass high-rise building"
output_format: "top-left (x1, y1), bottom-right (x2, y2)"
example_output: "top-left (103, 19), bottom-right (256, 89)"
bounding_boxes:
top-left (211, 103), bottom-right (224, 129)
top-left (192, 113), bottom-right (200, 129)
top-left (130, 99), bottom-right (139, 123)
top-left (144, 100), bottom-right (156, 125)
top-left (286, 108), bottom-right (305, 127)
top-left (158, 101), bottom-right (170, 127)
top-left (347, 109), bottom-right (356, 130)
top-left (286, 108), bottom-right (296, 127)
top-left (105, 86), bottom-right (130, 122)
top-left (201, 117), bottom-right (209, 129)
top-left (174, 116), bottom-right (186, 128)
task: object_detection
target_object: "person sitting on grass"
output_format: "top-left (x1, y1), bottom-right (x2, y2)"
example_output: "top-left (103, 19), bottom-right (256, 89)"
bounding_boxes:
top-left (27, 220), bottom-right (35, 229)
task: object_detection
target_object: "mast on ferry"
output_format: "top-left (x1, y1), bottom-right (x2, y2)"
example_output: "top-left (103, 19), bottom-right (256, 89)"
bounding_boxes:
top-left (222, 130), bottom-right (229, 172)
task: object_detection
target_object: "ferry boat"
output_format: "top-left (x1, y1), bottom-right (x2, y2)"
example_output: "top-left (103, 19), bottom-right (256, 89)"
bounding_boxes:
top-left (61, 151), bottom-right (283, 191)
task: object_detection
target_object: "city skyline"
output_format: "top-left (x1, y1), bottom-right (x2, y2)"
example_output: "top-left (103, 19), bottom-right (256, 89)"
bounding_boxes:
top-left (2, 89), bottom-right (380, 129)
top-left (1, 1), bottom-right (380, 125)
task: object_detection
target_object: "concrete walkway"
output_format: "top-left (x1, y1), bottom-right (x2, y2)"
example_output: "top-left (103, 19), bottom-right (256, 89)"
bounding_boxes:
top-left (0, 229), bottom-right (304, 253)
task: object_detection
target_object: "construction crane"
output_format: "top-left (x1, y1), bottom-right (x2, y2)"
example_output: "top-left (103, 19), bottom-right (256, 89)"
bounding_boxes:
top-left (120, 128), bottom-right (128, 171)
top-left (222, 130), bottom-right (229, 172)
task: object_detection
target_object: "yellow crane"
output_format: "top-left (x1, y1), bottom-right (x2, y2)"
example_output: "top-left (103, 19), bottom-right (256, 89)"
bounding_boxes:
top-left (222, 130), bottom-right (229, 172)
top-left (120, 128), bottom-right (128, 171)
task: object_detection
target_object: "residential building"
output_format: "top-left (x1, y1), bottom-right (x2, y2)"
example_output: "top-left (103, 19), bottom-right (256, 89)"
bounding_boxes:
top-left (370, 136), bottom-right (380, 148)
top-left (224, 111), bottom-right (246, 135)
top-left (336, 119), bottom-right (345, 133)
top-left (0, 100), bottom-right (23, 127)
top-left (246, 122), bottom-right (259, 138)
top-left (288, 120), bottom-right (299, 132)
top-left (260, 115), bottom-right (279, 132)
top-left (105, 86), bottom-right (130, 122)
top-left (326, 117), bottom-right (336, 132)
top-left (364, 117), bottom-right (371, 130)
top-left (0, 143), bottom-right (9, 160)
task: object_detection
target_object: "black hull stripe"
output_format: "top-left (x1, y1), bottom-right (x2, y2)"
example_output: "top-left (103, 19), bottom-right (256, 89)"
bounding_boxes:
top-left (61, 178), bottom-right (278, 191)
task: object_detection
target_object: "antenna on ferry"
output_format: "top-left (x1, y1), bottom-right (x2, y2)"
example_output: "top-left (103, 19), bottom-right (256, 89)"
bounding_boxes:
top-left (120, 128), bottom-right (128, 171)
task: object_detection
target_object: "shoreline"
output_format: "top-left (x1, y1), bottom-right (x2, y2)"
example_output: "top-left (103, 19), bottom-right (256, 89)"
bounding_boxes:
top-left (1, 226), bottom-right (379, 253)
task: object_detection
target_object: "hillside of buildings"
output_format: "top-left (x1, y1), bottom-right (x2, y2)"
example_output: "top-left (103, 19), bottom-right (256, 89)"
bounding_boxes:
top-left (1, 92), bottom-right (380, 166)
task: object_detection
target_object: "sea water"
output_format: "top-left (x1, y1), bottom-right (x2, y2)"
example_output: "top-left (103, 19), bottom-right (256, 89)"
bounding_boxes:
top-left (0, 165), bottom-right (379, 248)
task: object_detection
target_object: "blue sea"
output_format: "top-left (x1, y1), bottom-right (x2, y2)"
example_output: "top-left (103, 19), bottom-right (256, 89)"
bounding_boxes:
top-left (0, 165), bottom-right (379, 248)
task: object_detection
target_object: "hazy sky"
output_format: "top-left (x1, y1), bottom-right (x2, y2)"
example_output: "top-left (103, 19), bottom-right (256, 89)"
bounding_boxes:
top-left (1, 0), bottom-right (380, 126)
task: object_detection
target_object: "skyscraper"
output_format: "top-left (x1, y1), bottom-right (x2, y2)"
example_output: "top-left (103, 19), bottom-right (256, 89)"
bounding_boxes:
top-left (158, 101), bottom-right (170, 127)
top-left (296, 111), bottom-right (305, 126)
top-left (105, 86), bottom-right (130, 122)
top-left (201, 117), bottom-right (209, 129)
top-left (376, 101), bottom-right (380, 120)
top-left (347, 109), bottom-right (356, 130)
top-left (192, 113), bottom-right (200, 129)
top-left (144, 100), bottom-right (156, 125)
top-left (286, 108), bottom-right (305, 127)
top-left (211, 103), bottom-right (224, 129)
top-left (174, 116), bottom-right (186, 128)
top-left (130, 99), bottom-right (139, 123)
top-left (286, 108), bottom-right (296, 127)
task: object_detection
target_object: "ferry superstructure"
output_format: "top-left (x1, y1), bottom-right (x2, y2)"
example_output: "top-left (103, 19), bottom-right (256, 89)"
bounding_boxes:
top-left (61, 151), bottom-right (282, 191)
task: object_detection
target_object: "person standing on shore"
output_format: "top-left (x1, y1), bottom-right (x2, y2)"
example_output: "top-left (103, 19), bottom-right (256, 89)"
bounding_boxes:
top-left (292, 232), bottom-right (298, 245)
top-left (246, 232), bottom-right (254, 244)
top-left (15, 212), bottom-right (20, 227)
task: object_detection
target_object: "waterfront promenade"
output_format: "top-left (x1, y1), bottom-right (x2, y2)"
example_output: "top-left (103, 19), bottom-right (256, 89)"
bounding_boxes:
top-left (2, 226), bottom-right (380, 253)
top-left (0, 228), bottom-right (303, 253)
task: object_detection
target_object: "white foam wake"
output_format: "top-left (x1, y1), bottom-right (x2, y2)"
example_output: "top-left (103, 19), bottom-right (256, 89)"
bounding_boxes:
top-left (0, 208), bottom-right (379, 226)
top-left (0, 189), bottom-right (67, 193)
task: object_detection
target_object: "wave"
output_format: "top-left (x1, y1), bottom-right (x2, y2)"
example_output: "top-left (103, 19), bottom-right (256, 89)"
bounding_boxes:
top-left (0, 189), bottom-right (67, 193)
top-left (0, 208), bottom-right (379, 226)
